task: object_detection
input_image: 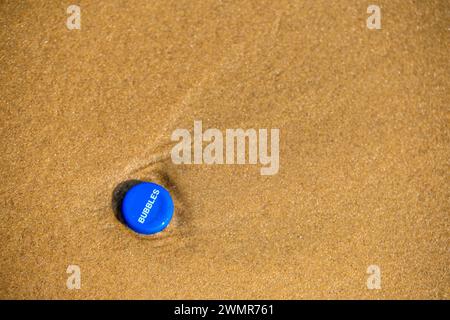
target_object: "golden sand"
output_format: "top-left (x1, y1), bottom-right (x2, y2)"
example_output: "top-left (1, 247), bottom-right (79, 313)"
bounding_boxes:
top-left (0, 0), bottom-right (448, 299)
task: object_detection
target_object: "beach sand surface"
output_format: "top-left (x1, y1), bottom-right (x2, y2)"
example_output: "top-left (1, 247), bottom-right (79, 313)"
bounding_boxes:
top-left (0, 0), bottom-right (448, 298)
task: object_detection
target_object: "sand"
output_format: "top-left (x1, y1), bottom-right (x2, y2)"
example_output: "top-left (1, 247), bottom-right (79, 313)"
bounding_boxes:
top-left (0, 0), bottom-right (449, 299)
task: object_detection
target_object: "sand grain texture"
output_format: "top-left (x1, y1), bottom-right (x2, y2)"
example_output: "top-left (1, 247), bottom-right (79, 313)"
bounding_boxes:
top-left (0, 0), bottom-right (449, 299)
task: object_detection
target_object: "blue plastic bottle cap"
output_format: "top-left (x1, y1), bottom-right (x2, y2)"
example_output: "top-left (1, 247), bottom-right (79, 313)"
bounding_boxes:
top-left (121, 182), bottom-right (174, 235)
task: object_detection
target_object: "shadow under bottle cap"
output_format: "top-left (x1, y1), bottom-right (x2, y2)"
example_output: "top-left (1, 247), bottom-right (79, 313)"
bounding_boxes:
top-left (121, 182), bottom-right (174, 235)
